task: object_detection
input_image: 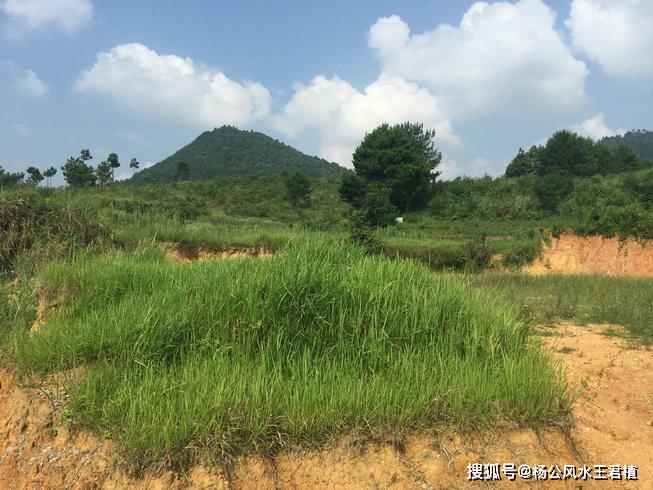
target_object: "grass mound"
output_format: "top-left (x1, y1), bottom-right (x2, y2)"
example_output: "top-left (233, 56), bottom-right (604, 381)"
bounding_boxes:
top-left (13, 237), bottom-right (569, 465)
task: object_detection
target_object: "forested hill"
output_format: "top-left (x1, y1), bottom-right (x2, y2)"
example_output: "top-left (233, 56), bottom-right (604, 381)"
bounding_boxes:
top-left (131, 126), bottom-right (344, 183)
top-left (601, 130), bottom-right (653, 160)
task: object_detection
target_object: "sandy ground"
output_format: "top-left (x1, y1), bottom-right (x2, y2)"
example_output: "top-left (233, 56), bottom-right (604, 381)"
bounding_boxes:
top-left (0, 322), bottom-right (651, 488)
top-left (524, 234), bottom-right (653, 277)
top-left (165, 245), bottom-right (273, 264)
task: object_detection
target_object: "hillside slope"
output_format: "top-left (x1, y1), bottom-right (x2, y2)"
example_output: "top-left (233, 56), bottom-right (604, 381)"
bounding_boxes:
top-left (131, 126), bottom-right (344, 183)
top-left (601, 129), bottom-right (653, 160)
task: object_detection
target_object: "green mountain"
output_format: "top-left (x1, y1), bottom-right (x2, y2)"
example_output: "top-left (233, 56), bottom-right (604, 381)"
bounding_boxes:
top-left (131, 126), bottom-right (344, 183)
top-left (601, 130), bottom-right (653, 161)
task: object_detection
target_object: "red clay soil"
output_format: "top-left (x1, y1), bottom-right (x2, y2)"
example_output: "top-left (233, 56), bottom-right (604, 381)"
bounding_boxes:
top-left (0, 322), bottom-right (651, 488)
top-left (524, 234), bottom-right (653, 277)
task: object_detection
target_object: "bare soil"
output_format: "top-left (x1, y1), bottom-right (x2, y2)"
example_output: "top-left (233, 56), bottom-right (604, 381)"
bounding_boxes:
top-left (524, 234), bottom-right (653, 277)
top-left (1, 322), bottom-right (650, 488)
top-left (165, 244), bottom-right (274, 264)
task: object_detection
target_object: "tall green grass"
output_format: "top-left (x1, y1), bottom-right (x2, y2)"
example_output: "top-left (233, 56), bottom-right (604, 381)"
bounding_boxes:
top-left (12, 237), bottom-right (569, 465)
top-left (469, 273), bottom-right (653, 342)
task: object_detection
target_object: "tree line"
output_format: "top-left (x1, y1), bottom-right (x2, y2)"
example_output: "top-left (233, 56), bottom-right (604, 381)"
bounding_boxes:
top-left (0, 151), bottom-right (141, 188)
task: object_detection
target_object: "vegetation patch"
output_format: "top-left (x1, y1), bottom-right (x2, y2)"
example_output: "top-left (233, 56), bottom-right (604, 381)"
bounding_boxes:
top-left (0, 190), bottom-right (108, 276)
top-left (469, 273), bottom-right (653, 343)
top-left (10, 238), bottom-right (568, 466)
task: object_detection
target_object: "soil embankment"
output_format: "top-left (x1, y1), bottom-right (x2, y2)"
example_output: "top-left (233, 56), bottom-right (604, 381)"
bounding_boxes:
top-left (524, 234), bottom-right (653, 277)
top-left (165, 244), bottom-right (274, 264)
top-left (0, 323), bottom-right (650, 488)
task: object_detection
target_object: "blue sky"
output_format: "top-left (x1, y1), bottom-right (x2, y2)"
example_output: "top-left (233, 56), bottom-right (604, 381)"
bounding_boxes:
top-left (1, 0), bottom-right (651, 183)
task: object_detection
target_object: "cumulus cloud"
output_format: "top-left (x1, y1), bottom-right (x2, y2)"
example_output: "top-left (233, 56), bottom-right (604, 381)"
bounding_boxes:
top-left (74, 43), bottom-right (272, 129)
top-left (566, 0), bottom-right (653, 78)
top-left (368, 0), bottom-right (588, 119)
top-left (1, 0), bottom-right (92, 35)
top-left (571, 113), bottom-right (624, 140)
top-left (273, 75), bottom-right (458, 166)
top-left (18, 69), bottom-right (48, 97)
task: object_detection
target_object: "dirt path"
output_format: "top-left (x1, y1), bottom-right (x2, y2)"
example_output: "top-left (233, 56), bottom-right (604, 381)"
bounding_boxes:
top-left (0, 322), bottom-right (650, 488)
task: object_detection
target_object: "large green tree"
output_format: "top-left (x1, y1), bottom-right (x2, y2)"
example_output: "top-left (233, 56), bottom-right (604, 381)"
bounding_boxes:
top-left (536, 130), bottom-right (597, 177)
top-left (348, 122), bottom-right (442, 213)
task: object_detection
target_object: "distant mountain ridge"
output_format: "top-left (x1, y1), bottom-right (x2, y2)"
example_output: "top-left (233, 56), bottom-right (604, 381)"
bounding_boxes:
top-left (601, 130), bottom-right (653, 161)
top-left (131, 126), bottom-right (344, 183)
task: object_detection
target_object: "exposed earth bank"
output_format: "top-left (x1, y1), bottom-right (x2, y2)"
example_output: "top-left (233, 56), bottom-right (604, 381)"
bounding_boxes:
top-left (524, 234), bottom-right (653, 277)
top-left (0, 322), bottom-right (650, 488)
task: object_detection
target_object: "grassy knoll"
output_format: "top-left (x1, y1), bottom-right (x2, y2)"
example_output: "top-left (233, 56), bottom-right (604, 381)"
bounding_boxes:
top-left (469, 273), bottom-right (653, 342)
top-left (9, 237), bottom-right (569, 465)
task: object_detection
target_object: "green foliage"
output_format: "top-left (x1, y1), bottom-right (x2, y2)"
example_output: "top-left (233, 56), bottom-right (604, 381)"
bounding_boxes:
top-left (131, 126), bottom-right (343, 183)
top-left (0, 166), bottom-right (24, 187)
top-left (351, 122), bottom-right (441, 212)
top-left (430, 176), bottom-right (542, 220)
top-left (284, 171), bottom-right (312, 208)
top-left (25, 166), bottom-right (44, 186)
top-left (471, 274), bottom-right (653, 343)
top-left (42, 167), bottom-right (57, 188)
top-left (95, 160), bottom-right (112, 186)
top-left (175, 160), bottom-right (190, 182)
top-left (623, 167), bottom-right (653, 207)
top-left (338, 170), bottom-right (366, 208)
top-left (536, 130), bottom-right (598, 176)
top-left (601, 129), bottom-right (653, 160)
top-left (107, 152), bottom-right (120, 181)
top-left (355, 183), bottom-right (397, 227)
top-left (12, 238), bottom-right (568, 463)
top-left (505, 148), bottom-right (535, 177)
top-left (508, 130), bottom-right (647, 179)
top-left (533, 174), bottom-right (574, 212)
top-left (129, 158), bottom-right (140, 170)
top-left (0, 190), bottom-right (108, 275)
top-left (61, 150), bottom-right (96, 187)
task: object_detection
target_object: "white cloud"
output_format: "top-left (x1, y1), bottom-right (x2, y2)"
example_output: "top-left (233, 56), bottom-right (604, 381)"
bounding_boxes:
top-left (1, 61), bottom-right (48, 98)
top-left (74, 43), bottom-right (272, 129)
top-left (570, 113), bottom-right (624, 140)
top-left (273, 75), bottom-right (458, 166)
top-left (1, 0), bottom-right (92, 35)
top-left (368, 0), bottom-right (588, 119)
top-left (566, 0), bottom-right (653, 78)
top-left (18, 69), bottom-right (48, 97)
